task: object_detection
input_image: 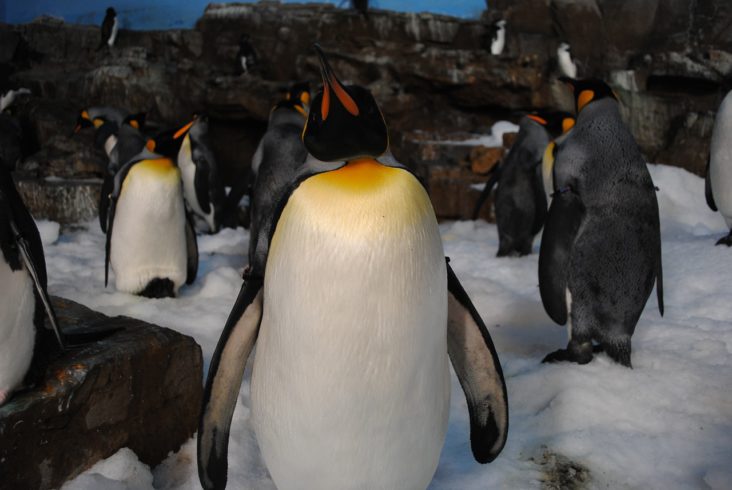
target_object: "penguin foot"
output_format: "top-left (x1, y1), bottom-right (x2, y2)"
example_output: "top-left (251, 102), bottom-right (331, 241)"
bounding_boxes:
top-left (715, 232), bottom-right (732, 246)
top-left (542, 340), bottom-right (593, 365)
top-left (139, 278), bottom-right (176, 299)
top-left (603, 339), bottom-right (633, 368)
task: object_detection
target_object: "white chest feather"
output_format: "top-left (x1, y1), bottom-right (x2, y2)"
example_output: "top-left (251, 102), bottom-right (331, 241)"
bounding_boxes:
top-left (710, 92), bottom-right (732, 224)
top-left (178, 137), bottom-right (214, 229)
top-left (108, 18), bottom-right (118, 47)
top-left (250, 161), bottom-right (450, 490)
top-left (0, 258), bottom-right (36, 402)
top-left (110, 160), bottom-right (187, 293)
top-left (491, 27), bottom-right (505, 55)
top-left (104, 134), bottom-right (118, 158)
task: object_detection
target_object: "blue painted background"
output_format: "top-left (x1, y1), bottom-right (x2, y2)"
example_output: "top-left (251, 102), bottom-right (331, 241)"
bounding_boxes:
top-left (3, 1), bottom-right (487, 29)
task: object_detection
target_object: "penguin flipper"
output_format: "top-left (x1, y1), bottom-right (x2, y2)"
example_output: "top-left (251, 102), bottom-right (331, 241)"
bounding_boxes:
top-left (185, 212), bottom-right (198, 285)
top-left (472, 166), bottom-right (501, 220)
top-left (705, 156), bottom-right (717, 212)
top-left (531, 162), bottom-right (548, 235)
top-left (446, 262), bottom-right (508, 464)
top-left (193, 155), bottom-right (212, 215)
top-left (538, 190), bottom-right (585, 325)
top-left (198, 279), bottom-right (263, 490)
top-left (99, 173), bottom-right (113, 233)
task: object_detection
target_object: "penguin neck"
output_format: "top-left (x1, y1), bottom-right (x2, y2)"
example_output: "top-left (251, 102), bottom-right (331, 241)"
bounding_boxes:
top-left (317, 158), bottom-right (394, 193)
top-left (578, 98), bottom-right (619, 123)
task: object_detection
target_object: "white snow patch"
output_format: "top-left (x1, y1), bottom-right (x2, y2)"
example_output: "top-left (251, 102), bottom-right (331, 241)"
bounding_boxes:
top-left (435, 120), bottom-right (520, 147)
top-left (34, 219), bottom-right (60, 246)
top-left (61, 448), bottom-right (152, 490)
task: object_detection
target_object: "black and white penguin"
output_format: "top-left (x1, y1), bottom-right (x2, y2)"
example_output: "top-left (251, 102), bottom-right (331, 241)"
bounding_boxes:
top-left (104, 142), bottom-right (198, 298)
top-left (539, 78), bottom-right (664, 367)
top-left (198, 44), bottom-right (508, 490)
top-left (706, 90), bottom-right (732, 245)
top-left (97, 113), bottom-right (148, 233)
top-left (490, 20), bottom-right (507, 56)
top-left (473, 111), bottom-right (573, 257)
top-left (541, 113), bottom-right (576, 203)
top-left (236, 34), bottom-right (258, 75)
top-left (0, 165), bottom-right (66, 405)
top-left (557, 42), bottom-right (578, 79)
top-left (74, 106), bottom-right (129, 140)
top-left (98, 7), bottom-right (118, 50)
top-left (160, 115), bottom-right (226, 234)
top-left (248, 96), bottom-right (309, 274)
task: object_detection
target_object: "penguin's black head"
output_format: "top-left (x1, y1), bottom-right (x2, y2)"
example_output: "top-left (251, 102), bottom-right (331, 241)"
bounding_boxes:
top-left (559, 77), bottom-right (618, 114)
top-left (106, 7), bottom-right (116, 17)
top-left (302, 44), bottom-right (388, 162)
top-left (273, 98), bottom-right (308, 118)
top-left (123, 112), bottom-right (146, 130)
top-left (526, 110), bottom-right (575, 139)
top-left (147, 116), bottom-right (196, 158)
top-left (74, 109), bottom-right (102, 133)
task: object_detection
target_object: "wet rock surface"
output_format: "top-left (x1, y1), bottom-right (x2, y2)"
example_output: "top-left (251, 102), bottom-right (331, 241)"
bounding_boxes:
top-left (0, 1), bottom-right (730, 221)
top-left (0, 297), bottom-right (203, 490)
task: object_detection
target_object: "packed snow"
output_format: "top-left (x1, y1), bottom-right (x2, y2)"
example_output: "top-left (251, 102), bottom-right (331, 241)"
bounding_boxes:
top-left (49, 163), bottom-right (732, 490)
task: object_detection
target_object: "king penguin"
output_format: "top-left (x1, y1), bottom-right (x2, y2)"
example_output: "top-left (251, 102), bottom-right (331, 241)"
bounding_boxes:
top-left (162, 114), bottom-right (226, 233)
top-left (248, 94), bottom-right (309, 274)
top-left (197, 44), bottom-right (508, 490)
top-left (541, 113), bottom-right (576, 203)
top-left (104, 137), bottom-right (198, 298)
top-left (0, 164), bottom-right (66, 405)
top-left (99, 7), bottom-right (118, 50)
top-left (539, 78), bottom-right (663, 367)
top-left (473, 111), bottom-right (572, 257)
top-left (706, 90), bottom-right (732, 246)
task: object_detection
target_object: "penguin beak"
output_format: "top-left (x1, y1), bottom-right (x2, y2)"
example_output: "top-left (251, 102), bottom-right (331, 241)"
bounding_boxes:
top-left (527, 115), bottom-right (547, 125)
top-left (314, 44), bottom-right (359, 120)
top-left (173, 120), bottom-right (195, 140)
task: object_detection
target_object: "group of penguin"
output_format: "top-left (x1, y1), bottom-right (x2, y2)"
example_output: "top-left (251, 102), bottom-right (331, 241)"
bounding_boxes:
top-left (3, 29), bottom-right (732, 489)
top-left (73, 106), bottom-right (227, 298)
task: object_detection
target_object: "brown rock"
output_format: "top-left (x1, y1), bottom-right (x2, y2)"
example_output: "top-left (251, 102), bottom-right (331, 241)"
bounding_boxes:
top-left (15, 177), bottom-right (101, 224)
top-left (0, 297), bottom-right (203, 490)
top-left (470, 146), bottom-right (504, 175)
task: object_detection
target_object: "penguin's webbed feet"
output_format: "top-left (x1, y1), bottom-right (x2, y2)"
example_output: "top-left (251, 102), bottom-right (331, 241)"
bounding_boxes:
top-left (542, 340), bottom-right (593, 365)
top-left (715, 231), bottom-right (732, 247)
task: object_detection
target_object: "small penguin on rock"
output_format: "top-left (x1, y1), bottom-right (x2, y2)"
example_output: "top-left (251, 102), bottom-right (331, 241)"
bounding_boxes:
top-left (237, 34), bottom-right (258, 75)
top-left (706, 90), bottom-right (732, 246)
top-left (557, 42), bottom-right (578, 79)
top-left (539, 78), bottom-right (663, 367)
top-left (198, 44), bottom-right (508, 490)
top-left (99, 7), bottom-right (118, 50)
top-left (491, 20), bottom-right (507, 56)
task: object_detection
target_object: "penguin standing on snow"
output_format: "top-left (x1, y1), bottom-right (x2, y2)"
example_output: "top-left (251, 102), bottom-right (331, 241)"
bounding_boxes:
top-left (706, 90), bottom-right (732, 246)
top-left (557, 42), bottom-right (578, 79)
top-left (473, 111), bottom-right (573, 257)
top-left (104, 133), bottom-right (198, 298)
top-left (248, 94), bottom-right (309, 273)
top-left (490, 20), bottom-right (507, 56)
top-left (539, 78), bottom-right (663, 367)
top-left (98, 7), bottom-right (118, 50)
top-left (198, 44), bottom-right (508, 490)
top-left (0, 165), bottom-right (66, 405)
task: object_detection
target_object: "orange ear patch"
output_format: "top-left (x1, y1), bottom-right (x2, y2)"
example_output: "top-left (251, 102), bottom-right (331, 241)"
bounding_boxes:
top-left (578, 90), bottom-right (595, 112)
top-left (300, 92), bottom-right (310, 106)
top-left (562, 118), bottom-right (575, 133)
top-left (527, 114), bottom-right (547, 125)
top-left (146, 139), bottom-right (156, 152)
top-left (129, 119), bottom-right (140, 129)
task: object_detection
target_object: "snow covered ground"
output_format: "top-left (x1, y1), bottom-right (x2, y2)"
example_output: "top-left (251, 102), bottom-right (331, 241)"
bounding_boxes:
top-left (45, 163), bottom-right (731, 490)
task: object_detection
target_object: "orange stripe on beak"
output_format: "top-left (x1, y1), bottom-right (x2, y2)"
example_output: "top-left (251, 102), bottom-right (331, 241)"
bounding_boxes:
top-left (321, 83), bottom-right (330, 120)
top-left (329, 74), bottom-right (359, 116)
top-left (173, 120), bottom-right (194, 140)
top-left (527, 114), bottom-right (547, 125)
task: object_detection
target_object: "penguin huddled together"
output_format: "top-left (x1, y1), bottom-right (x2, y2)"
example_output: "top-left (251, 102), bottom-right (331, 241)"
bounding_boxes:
top-left (197, 44), bottom-right (508, 490)
top-left (539, 77), bottom-right (664, 367)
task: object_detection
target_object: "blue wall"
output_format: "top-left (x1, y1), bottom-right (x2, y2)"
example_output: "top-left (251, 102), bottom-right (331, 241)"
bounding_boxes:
top-left (3, 1), bottom-right (487, 29)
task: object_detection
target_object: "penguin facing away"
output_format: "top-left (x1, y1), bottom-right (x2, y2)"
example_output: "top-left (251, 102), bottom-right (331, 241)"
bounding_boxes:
top-left (197, 44), bottom-right (508, 490)
top-left (539, 78), bottom-right (663, 367)
top-left (706, 90), bottom-right (732, 246)
top-left (248, 95), bottom-right (310, 274)
top-left (99, 7), bottom-right (118, 50)
top-left (104, 141), bottom-right (198, 298)
top-left (491, 20), bottom-right (507, 56)
top-left (473, 111), bottom-right (572, 257)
